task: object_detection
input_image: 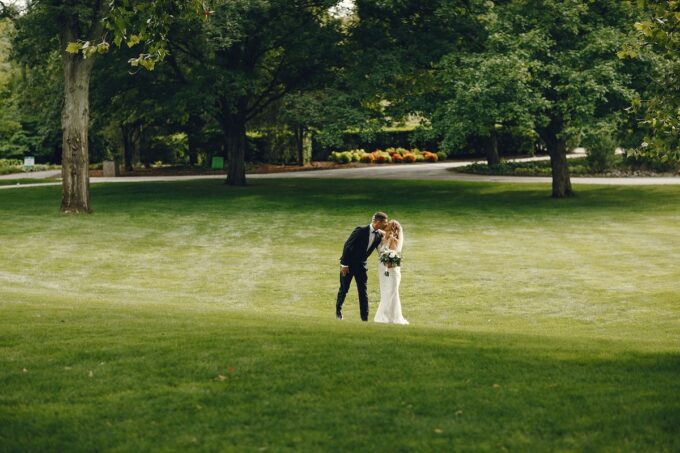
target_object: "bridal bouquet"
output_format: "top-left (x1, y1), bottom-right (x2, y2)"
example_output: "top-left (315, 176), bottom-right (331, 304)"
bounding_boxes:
top-left (379, 249), bottom-right (402, 276)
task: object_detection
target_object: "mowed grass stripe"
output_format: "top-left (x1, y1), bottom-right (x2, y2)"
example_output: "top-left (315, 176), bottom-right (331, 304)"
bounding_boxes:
top-left (0, 179), bottom-right (678, 451)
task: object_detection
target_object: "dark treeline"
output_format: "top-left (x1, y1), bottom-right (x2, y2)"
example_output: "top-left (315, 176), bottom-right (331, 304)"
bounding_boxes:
top-left (0, 1), bottom-right (677, 207)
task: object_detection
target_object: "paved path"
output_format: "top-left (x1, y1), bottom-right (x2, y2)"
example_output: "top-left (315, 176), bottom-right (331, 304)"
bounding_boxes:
top-left (1, 155), bottom-right (679, 190)
top-left (0, 170), bottom-right (61, 180)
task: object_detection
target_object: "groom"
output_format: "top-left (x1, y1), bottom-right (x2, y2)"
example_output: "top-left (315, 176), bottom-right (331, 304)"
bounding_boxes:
top-left (336, 212), bottom-right (388, 321)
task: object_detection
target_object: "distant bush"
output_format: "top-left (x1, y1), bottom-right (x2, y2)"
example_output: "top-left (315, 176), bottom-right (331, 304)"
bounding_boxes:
top-left (422, 151), bottom-right (438, 162)
top-left (373, 151), bottom-right (392, 164)
top-left (584, 132), bottom-right (617, 172)
top-left (0, 159), bottom-right (22, 168)
top-left (329, 147), bottom-right (447, 165)
top-left (454, 156), bottom-right (670, 177)
top-left (625, 145), bottom-right (680, 172)
top-left (0, 159), bottom-right (58, 175)
top-left (330, 149), bottom-right (366, 164)
top-left (402, 153), bottom-right (416, 163)
top-left (359, 153), bottom-right (374, 163)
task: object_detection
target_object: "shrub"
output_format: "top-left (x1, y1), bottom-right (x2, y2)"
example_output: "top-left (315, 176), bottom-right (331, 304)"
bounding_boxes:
top-left (330, 152), bottom-right (348, 164)
top-left (437, 151), bottom-right (448, 161)
top-left (402, 153), bottom-right (416, 163)
top-left (360, 153), bottom-right (375, 163)
top-left (353, 149), bottom-right (367, 162)
top-left (375, 152), bottom-right (392, 164)
top-left (392, 153), bottom-right (404, 163)
top-left (415, 153), bottom-right (426, 162)
top-left (395, 147), bottom-right (409, 155)
top-left (423, 151), bottom-right (438, 162)
top-left (0, 159), bottom-right (23, 168)
top-left (584, 133), bottom-right (617, 172)
top-left (625, 145), bottom-right (680, 172)
top-left (330, 150), bottom-right (364, 164)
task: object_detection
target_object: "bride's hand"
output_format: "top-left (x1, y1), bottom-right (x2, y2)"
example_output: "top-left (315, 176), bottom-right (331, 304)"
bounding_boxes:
top-left (386, 263), bottom-right (393, 269)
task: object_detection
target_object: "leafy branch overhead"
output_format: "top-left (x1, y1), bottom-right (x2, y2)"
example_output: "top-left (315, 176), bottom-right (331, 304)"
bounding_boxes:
top-left (64, 0), bottom-right (209, 70)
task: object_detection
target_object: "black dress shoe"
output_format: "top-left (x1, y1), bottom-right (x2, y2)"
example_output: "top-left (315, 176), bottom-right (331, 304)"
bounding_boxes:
top-left (336, 310), bottom-right (343, 320)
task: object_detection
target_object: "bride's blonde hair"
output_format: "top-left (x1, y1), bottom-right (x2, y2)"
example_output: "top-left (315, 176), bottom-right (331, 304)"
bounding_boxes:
top-left (383, 220), bottom-right (402, 248)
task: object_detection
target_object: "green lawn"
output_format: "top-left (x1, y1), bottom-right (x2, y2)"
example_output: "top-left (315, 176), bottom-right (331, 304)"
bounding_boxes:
top-left (1, 179), bottom-right (679, 451)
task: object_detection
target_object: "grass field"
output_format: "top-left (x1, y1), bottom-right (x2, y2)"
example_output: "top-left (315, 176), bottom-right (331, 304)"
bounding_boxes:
top-left (1, 179), bottom-right (679, 451)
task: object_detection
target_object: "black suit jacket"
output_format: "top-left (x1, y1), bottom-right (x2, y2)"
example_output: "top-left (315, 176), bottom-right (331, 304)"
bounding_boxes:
top-left (340, 225), bottom-right (381, 267)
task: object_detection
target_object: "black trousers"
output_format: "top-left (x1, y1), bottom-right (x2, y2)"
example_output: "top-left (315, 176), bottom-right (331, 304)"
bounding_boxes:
top-left (336, 264), bottom-right (369, 321)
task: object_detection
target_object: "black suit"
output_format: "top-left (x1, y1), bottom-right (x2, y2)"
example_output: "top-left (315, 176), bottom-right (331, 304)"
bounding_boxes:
top-left (336, 225), bottom-right (382, 321)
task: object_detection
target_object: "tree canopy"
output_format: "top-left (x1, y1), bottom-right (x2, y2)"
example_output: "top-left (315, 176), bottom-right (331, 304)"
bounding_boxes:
top-left (0, 0), bottom-right (675, 207)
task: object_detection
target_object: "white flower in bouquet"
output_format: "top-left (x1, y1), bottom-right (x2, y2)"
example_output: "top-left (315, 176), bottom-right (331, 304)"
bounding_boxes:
top-left (380, 249), bottom-right (402, 276)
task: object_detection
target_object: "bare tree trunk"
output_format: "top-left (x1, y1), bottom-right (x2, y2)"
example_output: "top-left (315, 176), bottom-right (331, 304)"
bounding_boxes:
top-left (485, 128), bottom-right (500, 166)
top-left (58, 5), bottom-right (104, 213)
top-left (60, 48), bottom-right (95, 213)
top-left (548, 140), bottom-right (573, 198)
top-left (121, 124), bottom-right (131, 172)
top-left (121, 123), bottom-right (138, 172)
top-left (540, 117), bottom-right (574, 198)
top-left (187, 114), bottom-right (204, 166)
top-left (294, 126), bottom-right (312, 166)
top-left (223, 113), bottom-right (247, 186)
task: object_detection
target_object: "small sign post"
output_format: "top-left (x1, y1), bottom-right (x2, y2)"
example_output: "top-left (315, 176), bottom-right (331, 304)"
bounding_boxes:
top-left (23, 156), bottom-right (35, 170)
top-left (211, 156), bottom-right (224, 170)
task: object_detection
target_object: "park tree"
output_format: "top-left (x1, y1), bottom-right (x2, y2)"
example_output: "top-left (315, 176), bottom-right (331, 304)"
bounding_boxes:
top-left (495, 0), bottom-right (639, 197)
top-left (0, 16), bottom-right (24, 159)
top-left (170, 0), bottom-right (344, 185)
top-left (620, 0), bottom-right (680, 167)
top-left (11, 0), bottom-right (206, 213)
top-left (348, 0), bottom-right (486, 130)
top-left (89, 42), bottom-right (212, 171)
top-left (1, 11), bottom-right (62, 162)
top-left (432, 5), bottom-right (546, 166)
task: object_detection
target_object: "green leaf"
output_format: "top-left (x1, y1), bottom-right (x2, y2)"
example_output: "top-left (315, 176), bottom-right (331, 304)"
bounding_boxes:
top-left (139, 58), bottom-right (156, 71)
top-left (126, 34), bottom-right (141, 48)
top-left (65, 42), bottom-right (83, 54)
top-left (84, 46), bottom-right (98, 59)
top-left (97, 42), bottom-right (110, 54)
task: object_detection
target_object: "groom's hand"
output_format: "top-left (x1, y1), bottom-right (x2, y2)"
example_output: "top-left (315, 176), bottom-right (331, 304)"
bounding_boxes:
top-left (340, 266), bottom-right (349, 276)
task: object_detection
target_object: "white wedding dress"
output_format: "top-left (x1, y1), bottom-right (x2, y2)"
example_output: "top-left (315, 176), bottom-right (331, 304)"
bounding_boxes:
top-left (374, 227), bottom-right (409, 325)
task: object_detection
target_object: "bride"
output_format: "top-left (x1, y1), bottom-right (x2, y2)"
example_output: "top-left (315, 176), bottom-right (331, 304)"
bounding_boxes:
top-left (374, 220), bottom-right (409, 325)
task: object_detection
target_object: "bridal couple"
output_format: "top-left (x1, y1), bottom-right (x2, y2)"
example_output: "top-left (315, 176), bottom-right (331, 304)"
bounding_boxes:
top-left (336, 212), bottom-right (408, 325)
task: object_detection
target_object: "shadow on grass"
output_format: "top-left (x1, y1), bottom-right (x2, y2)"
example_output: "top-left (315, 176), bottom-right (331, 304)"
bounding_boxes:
top-left (1, 304), bottom-right (678, 451)
top-left (2, 178), bottom-right (679, 219)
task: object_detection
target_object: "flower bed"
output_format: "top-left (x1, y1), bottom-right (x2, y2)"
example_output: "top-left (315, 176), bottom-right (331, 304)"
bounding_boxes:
top-left (329, 148), bottom-right (447, 165)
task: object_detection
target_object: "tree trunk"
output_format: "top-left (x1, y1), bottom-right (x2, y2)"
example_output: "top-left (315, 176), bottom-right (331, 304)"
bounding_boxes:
top-left (60, 51), bottom-right (95, 213)
top-left (58, 5), bottom-right (104, 213)
top-left (223, 113), bottom-right (247, 186)
top-left (540, 117), bottom-right (574, 198)
top-left (485, 128), bottom-right (500, 166)
top-left (187, 114), bottom-right (204, 166)
top-left (548, 140), bottom-right (574, 198)
top-left (295, 126), bottom-right (312, 166)
top-left (121, 122), bottom-right (141, 173)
